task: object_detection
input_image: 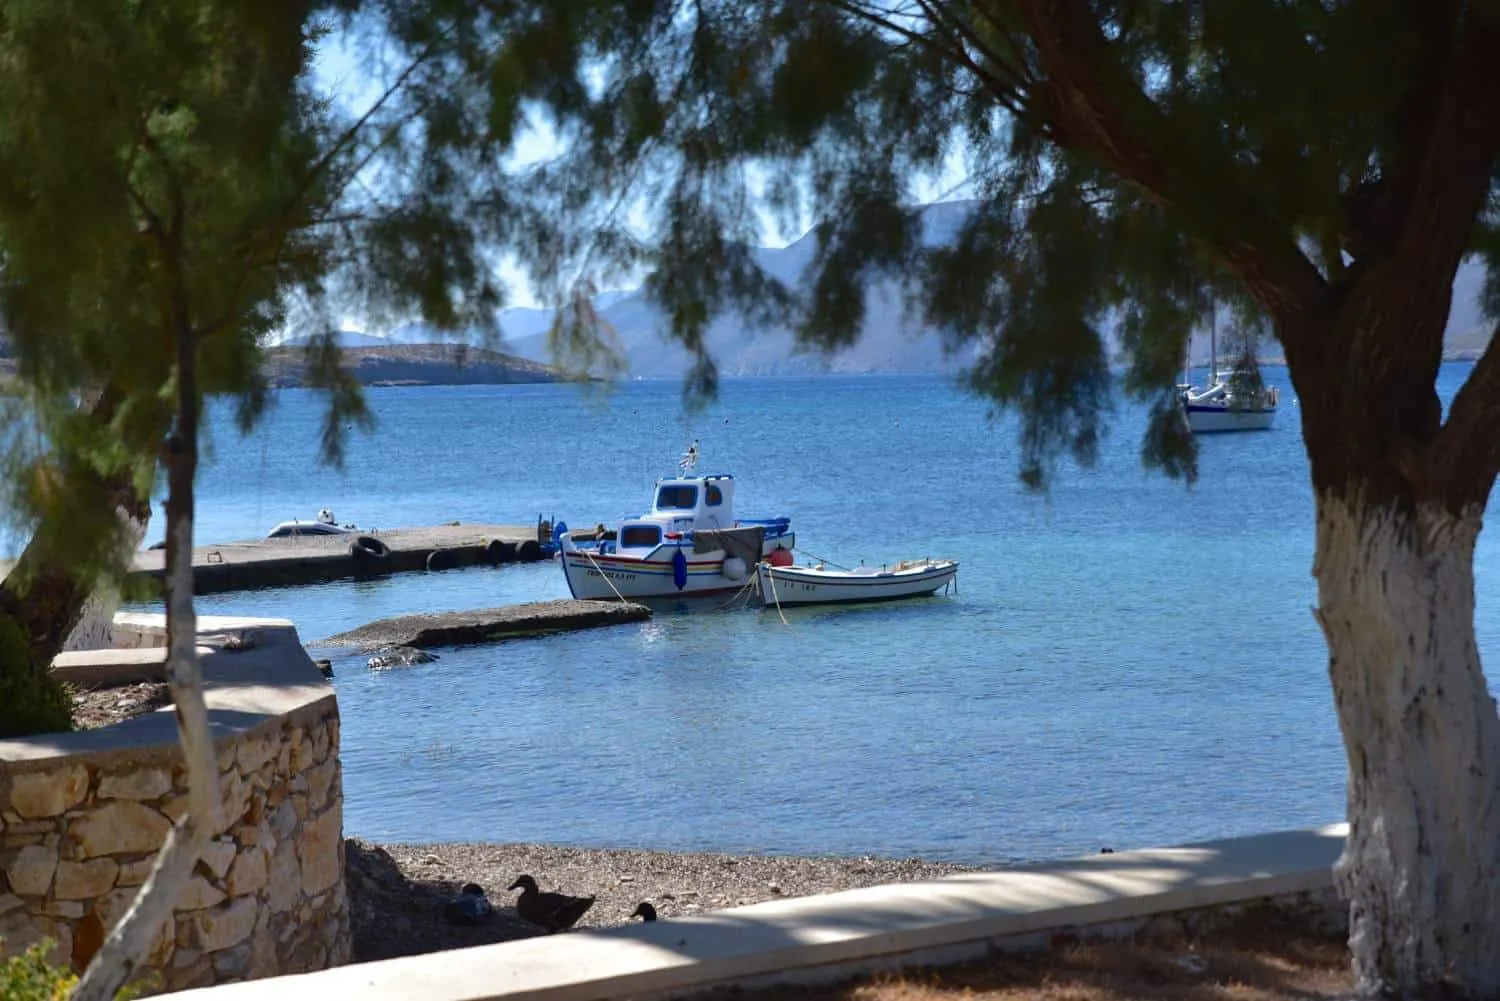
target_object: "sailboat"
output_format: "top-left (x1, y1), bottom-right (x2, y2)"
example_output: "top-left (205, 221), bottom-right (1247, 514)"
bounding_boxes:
top-left (1179, 304), bottom-right (1280, 433)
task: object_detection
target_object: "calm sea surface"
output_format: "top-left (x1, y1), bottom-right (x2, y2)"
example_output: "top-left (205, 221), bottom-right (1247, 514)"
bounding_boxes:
top-left (110, 363), bottom-right (1500, 864)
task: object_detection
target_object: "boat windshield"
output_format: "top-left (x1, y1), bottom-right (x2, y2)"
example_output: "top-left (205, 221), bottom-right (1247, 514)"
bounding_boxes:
top-left (656, 484), bottom-right (698, 510)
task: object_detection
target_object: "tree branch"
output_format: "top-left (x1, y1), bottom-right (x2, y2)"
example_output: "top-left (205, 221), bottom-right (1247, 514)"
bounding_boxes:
top-left (1344, 0), bottom-right (1461, 261)
top-left (1011, 0), bottom-right (1332, 342)
top-left (1341, 8), bottom-right (1500, 376)
top-left (195, 39), bottom-right (452, 343)
top-left (1431, 322), bottom-right (1500, 508)
top-left (821, 0), bottom-right (1028, 115)
top-left (915, 0), bottom-right (1034, 100)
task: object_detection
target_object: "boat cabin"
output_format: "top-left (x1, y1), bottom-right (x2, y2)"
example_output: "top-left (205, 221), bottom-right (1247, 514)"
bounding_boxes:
top-left (595, 475), bottom-right (737, 557)
top-left (641, 474), bottom-right (737, 534)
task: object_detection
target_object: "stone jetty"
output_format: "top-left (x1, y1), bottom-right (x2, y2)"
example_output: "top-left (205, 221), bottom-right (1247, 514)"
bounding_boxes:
top-left (322, 598), bottom-right (651, 649)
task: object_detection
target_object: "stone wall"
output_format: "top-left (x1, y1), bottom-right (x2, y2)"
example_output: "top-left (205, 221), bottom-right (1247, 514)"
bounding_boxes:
top-left (0, 616), bottom-right (348, 994)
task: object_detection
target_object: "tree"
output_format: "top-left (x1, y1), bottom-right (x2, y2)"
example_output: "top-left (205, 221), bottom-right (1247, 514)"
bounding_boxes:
top-left (0, 0), bottom-right (504, 741)
top-left (0, 0), bottom-right (500, 991)
top-left (364, 1), bottom-right (1500, 996)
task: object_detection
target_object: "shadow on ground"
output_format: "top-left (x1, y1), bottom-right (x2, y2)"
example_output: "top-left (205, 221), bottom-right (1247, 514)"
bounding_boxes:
top-left (347, 839), bottom-right (548, 961)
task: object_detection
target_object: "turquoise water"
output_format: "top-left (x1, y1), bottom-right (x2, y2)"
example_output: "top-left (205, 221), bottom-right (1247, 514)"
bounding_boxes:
top-left (118, 364), bottom-right (1500, 864)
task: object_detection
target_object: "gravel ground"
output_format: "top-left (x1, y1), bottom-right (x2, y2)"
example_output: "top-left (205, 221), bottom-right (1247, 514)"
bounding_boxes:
top-left (71, 681), bottom-right (172, 730)
top-left (347, 838), bottom-right (980, 963)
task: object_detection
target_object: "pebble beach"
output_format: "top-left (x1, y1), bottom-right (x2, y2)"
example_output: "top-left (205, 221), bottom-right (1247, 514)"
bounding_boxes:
top-left (347, 838), bottom-right (979, 962)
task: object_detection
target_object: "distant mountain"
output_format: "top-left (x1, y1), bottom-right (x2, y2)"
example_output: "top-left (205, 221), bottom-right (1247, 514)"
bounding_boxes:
top-left (286, 204), bottom-right (1499, 379)
top-left (262, 343), bottom-right (564, 388)
top-left (496, 201), bottom-right (982, 379)
top-left (280, 329), bottom-right (395, 349)
top-left (494, 201), bottom-right (1494, 379)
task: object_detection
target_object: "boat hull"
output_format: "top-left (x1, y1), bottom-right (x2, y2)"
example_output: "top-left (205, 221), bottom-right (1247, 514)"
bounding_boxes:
top-left (561, 534), bottom-right (795, 601)
top-left (1183, 405), bottom-right (1277, 433)
top-left (758, 560), bottom-right (958, 607)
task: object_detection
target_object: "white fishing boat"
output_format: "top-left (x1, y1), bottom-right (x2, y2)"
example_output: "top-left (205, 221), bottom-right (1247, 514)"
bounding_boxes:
top-left (559, 446), bottom-right (795, 601)
top-left (757, 558), bottom-right (958, 608)
top-left (1179, 305), bottom-right (1279, 433)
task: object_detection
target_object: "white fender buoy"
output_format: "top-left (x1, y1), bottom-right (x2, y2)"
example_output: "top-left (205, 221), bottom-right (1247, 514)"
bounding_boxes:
top-left (722, 556), bottom-right (748, 581)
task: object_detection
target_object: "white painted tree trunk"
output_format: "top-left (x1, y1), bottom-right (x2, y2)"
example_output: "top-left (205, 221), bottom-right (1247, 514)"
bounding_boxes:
top-left (1314, 494), bottom-right (1500, 999)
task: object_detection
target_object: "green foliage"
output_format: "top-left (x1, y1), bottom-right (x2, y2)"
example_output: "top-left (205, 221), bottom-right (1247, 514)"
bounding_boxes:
top-left (363, 0), bottom-right (1500, 490)
top-left (0, 938), bottom-right (149, 1000)
top-left (0, 0), bottom-right (525, 733)
top-left (0, 0), bottom-right (506, 619)
top-left (0, 616), bottom-right (71, 739)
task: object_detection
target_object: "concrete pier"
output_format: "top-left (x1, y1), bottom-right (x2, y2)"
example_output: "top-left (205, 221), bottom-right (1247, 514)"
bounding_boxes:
top-left (117, 522), bottom-right (547, 595)
top-left (323, 598), bottom-right (652, 649)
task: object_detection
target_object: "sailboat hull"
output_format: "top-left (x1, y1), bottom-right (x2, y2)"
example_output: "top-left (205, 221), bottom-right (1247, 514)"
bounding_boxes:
top-left (1184, 405), bottom-right (1277, 433)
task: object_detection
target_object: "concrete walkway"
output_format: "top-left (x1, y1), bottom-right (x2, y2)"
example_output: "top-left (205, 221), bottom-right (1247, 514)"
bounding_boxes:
top-left (166, 824), bottom-right (1348, 1001)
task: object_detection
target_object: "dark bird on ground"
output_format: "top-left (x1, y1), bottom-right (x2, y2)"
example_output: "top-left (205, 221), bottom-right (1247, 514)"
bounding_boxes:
top-left (443, 883), bottom-right (495, 926)
top-left (630, 901), bottom-right (658, 922)
top-left (507, 874), bottom-right (596, 932)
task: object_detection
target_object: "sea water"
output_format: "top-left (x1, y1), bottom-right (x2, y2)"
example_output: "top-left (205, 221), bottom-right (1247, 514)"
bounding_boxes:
top-left (111, 364), bottom-right (1499, 864)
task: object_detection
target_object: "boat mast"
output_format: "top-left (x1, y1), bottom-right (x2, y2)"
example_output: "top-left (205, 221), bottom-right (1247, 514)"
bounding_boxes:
top-left (1209, 299), bottom-right (1218, 385)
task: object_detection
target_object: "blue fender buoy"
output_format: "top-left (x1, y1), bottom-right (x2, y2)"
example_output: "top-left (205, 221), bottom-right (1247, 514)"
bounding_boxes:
top-left (672, 547), bottom-right (688, 591)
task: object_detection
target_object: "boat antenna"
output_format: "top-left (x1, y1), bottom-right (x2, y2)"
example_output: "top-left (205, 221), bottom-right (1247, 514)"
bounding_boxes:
top-left (678, 438), bottom-right (700, 474)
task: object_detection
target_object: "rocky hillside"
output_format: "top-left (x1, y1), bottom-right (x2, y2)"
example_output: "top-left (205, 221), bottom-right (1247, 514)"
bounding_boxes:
top-left (489, 201), bottom-right (1496, 378)
top-left (262, 343), bottom-right (565, 388)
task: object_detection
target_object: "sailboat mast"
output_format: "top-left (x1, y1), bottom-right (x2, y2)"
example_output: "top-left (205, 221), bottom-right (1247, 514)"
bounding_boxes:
top-left (1209, 300), bottom-right (1218, 384)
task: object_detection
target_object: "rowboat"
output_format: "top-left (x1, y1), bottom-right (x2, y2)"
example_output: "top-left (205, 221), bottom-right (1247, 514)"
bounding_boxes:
top-left (757, 558), bottom-right (958, 607)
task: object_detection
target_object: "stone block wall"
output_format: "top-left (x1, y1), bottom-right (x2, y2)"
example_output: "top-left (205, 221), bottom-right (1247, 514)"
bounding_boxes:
top-left (0, 620), bottom-right (348, 994)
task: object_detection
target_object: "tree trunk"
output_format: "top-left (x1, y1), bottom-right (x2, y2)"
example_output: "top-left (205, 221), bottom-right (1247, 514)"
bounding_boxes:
top-left (61, 507), bottom-right (151, 653)
top-left (1314, 492), bottom-right (1500, 999)
top-left (73, 325), bottom-right (218, 1000)
top-left (0, 384), bottom-right (153, 670)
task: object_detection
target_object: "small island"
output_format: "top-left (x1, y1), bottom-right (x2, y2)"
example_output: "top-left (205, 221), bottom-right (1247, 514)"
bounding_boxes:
top-left (262, 342), bottom-right (570, 388)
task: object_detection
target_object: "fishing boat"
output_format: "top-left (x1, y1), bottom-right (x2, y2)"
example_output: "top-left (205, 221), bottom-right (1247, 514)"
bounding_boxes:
top-left (558, 447), bottom-right (795, 601)
top-left (1179, 305), bottom-right (1279, 433)
top-left (757, 558), bottom-right (958, 608)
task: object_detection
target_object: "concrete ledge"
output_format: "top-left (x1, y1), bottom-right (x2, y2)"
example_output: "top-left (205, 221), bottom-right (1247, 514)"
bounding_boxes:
top-left (51, 646), bottom-right (169, 687)
top-left (165, 824), bottom-right (1348, 1001)
top-left (12, 615), bottom-right (332, 764)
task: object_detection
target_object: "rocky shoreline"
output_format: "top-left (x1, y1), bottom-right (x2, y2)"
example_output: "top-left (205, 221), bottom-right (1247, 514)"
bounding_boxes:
top-left (346, 838), bottom-right (979, 963)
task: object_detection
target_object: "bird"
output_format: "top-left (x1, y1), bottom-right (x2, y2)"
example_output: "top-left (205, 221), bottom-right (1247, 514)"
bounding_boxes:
top-left (443, 883), bottom-right (495, 926)
top-left (507, 874), bottom-right (596, 933)
top-left (630, 901), bottom-right (658, 923)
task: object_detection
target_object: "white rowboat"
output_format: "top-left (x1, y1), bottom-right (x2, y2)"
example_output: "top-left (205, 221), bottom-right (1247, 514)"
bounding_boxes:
top-left (757, 559), bottom-right (958, 607)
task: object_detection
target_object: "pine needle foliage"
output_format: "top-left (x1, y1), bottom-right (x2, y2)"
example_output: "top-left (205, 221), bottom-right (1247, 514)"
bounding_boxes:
top-left (362, 1), bottom-right (1500, 493)
top-left (0, 0), bottom-right (505, 730)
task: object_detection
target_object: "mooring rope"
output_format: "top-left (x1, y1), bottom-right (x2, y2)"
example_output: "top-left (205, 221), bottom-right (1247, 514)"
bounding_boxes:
top-left (764, 564), bottom-right (790, 626)
top-left (579, 546), bottom-right (630, 604)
